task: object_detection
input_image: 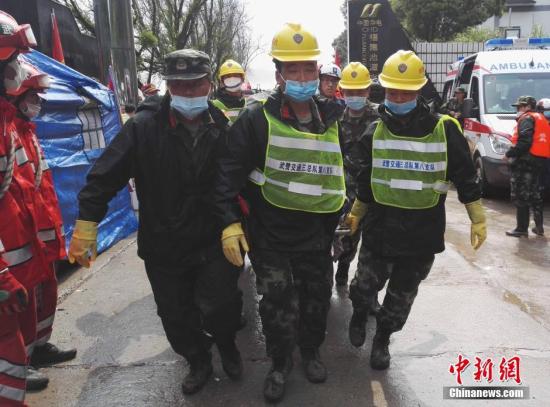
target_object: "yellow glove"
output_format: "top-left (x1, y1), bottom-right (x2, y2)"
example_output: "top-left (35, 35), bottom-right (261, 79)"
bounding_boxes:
top-left (465, 200), bottom-right (487, 250)
top-left (221, 222), bottom-right (249, 267)
top-left (344, 199), bottom-right (368, 235)
top-left (68, 220), bottom-right (98, 268)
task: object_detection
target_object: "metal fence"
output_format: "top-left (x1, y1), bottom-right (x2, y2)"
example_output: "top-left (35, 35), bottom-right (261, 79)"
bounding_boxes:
top-left (413, 42), bottom-right (484, 94)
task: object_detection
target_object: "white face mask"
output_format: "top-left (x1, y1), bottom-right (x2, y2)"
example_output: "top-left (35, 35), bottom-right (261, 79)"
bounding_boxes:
top-left (20, 101), bottom-right (42, 119)
top-left (3, 59), bottom-right (27, 92)
top-left (223, 77), bottom-right (243, 91)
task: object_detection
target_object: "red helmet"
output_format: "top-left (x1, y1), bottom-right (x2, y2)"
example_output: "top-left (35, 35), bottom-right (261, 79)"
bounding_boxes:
top-left (7, 59), bottom-right (50, 96)
top-left (0, 11), bottom-right (37, 61)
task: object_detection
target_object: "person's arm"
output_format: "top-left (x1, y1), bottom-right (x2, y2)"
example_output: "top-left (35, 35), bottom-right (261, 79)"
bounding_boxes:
top-left (445, 120), bottom-right (481, 204)
top-left (445, 119), bottom-right (486, 249)
top-left (78, 121), bottom-right (136, 222)
top-left (214, 106), bottom-right (264, 228)
top-left (506, 116), bottom-right (535, 158)
top-left (351, 121), bottom-right (377, 203)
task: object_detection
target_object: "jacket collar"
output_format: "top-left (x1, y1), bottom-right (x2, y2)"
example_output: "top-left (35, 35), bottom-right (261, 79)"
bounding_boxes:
top-left (263, 87), bottom-right (341, 133)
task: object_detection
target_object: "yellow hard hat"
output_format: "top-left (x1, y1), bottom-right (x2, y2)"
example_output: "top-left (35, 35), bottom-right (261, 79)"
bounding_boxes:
top-left (270, 23), bottom-right (320, 62)
top-left (378, 50), bottom-right (427, 91)
top-left (218, 59), bottom-right (245, 79)
top-left (339, 62), bottom-right (372, 89)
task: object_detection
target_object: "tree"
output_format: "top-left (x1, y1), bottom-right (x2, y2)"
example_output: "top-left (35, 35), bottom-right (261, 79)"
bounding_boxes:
top-left (453, 27), bottom-right (500, 43)
top-left (391, 0), bottom-right (506, 41)
top-left (332, 1), bottom-right (348, 67)
top-left (60, 0), bottom-right (259, 83)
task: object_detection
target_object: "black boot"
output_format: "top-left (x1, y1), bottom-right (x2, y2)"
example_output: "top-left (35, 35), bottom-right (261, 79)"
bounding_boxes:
top-left (26, 367), bottom-right (49, 391)
top-left (532, 226), bottom-right (545, 236)
top-left (335, 262), bottom-right (349, 286)
top-left (300, 347), bottom-right (327, 383)
top-left (348, 309), bottom-right (368, 347)
top-left (506, 207), bottom-right (529, 237)
top-left (30, 343), bottom-right (77, 367)
top-left (181, 352), bottom-right (213, 395)
top-left (532, 211), bottom-right (544, 236)
top-left (217, 338), bottom-right (243, 380)
top-left (263, 355), bottom-right (293, 403)
top-left (370, 330), bottom-right (391, 370)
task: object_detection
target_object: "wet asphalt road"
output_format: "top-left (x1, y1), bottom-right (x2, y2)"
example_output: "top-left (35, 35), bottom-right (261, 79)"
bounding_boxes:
top-left (27, 191), bottom-right (550, 406)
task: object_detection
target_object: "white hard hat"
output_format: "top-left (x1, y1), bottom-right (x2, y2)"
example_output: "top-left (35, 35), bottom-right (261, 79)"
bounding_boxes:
top-left (537, 98), bottom-right (550, 111)
top-left (319, 63), bottom-right (342, 79)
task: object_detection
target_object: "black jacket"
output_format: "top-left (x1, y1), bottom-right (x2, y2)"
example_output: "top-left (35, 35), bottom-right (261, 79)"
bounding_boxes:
top-left (214, 89), bottom-right (343, 252)
top-left (78, 94), bottom-right (230, 265)
top-left (352, 100), bottom-right (481, 256)
top-left (213, 89), bottom-right (245, 109)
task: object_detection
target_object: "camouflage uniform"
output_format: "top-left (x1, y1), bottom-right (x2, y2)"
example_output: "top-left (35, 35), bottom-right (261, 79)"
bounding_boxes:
top-left (349, 249), bottom-right (433, 332)
top-left (440, 97), bottom-right (465, 127)
top-left (334, 103), bottom-right (379, 273)
top-left (250, 249), bottom-right (333, 357)
top-left (214, 89), bottom-right (343, 361)
top-left (510, 159), bottom-right (545, 230)
top-left (350, 101), bottom-right (480, 336)
top-left (506, 111), bottom-right (547, 233)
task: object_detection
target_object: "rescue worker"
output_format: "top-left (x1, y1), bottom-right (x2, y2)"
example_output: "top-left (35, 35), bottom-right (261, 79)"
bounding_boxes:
top-left (318, 62), bottom-right (345, 110)
top-left (537, 98), bottom-right (550, 121)
top-left (440, 86), bottom-right (466, 121)
top-left (214, 23), bottom-right (344, 402)
top-left (1, 10), bottom-right (54, 402)
top-left (505, 96), bottom-right (550, 237)
top-left (345, 50), bottom-right (487, 370)
top-left (68, 49), bottom-right (243, 395)
top-left (8, 60), bottom-right (77, 370)
top-left (333, 61), bottom-right (379, 287)
top-left (212, 59), bottom-right (246, 124)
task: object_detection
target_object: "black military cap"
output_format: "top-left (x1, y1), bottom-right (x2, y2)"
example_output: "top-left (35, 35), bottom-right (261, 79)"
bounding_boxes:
top-left (163, 49), bottom-right (212, 80)
top-left (511, 95), bottom-right (537, 108)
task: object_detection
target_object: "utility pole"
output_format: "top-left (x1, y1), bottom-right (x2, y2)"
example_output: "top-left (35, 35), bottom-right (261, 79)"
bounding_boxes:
top-left (109, 0), bottom-right (139, 106)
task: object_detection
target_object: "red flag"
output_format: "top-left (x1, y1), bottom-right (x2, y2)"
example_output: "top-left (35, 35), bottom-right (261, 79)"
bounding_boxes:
top-left (51, 10), bottom-right (65, 64)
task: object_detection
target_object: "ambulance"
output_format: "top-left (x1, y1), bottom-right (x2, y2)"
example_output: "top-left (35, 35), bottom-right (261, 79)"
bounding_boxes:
top-left (443, 38), bottom-right (550, 195)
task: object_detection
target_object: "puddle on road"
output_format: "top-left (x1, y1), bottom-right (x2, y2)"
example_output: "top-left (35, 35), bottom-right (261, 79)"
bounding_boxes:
top-left (502, 289), bottom-right (542, 318)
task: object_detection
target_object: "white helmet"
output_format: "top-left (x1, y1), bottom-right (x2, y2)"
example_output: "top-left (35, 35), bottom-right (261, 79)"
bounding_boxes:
top-left (319, 63), bottom-right (342, 79)
top-left (537, 98), bottom-right (550, 111)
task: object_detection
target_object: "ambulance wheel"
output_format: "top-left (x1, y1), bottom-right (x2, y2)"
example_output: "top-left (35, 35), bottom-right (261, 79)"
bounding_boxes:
top-left (474, 155), bottom-right (494, 198)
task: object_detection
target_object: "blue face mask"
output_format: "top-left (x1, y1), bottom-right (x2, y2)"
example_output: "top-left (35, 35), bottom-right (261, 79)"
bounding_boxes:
top-left (345, 96), bottom-right (367, 111)
top-left (544, 111), bottom-right (550, 120)
top-left (170, 95), bottom-right (209, 119)
top-left (384, 98), bottom-right (417, 116)
top-left (283, 79), bottom-right (319, 102)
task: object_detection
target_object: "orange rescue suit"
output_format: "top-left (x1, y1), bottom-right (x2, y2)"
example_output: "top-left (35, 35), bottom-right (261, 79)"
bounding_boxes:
top-left (511, 111), bottom-right (550, 158)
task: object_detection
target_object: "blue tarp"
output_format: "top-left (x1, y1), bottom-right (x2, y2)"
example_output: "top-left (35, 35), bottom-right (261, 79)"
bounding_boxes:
top-left (22, 50), bottom-right (138, 254)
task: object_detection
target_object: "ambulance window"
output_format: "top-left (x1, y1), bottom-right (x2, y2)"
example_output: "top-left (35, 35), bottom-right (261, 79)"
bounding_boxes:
top-left (470, 77), bottom-right (479, 107)
top-left (483, 73), bottom-right (550, 114)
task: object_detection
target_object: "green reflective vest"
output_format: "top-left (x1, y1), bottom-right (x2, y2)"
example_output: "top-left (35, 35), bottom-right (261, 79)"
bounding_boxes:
top-left (248, 109), bottom-right (346, 213)
top-left (371, 115), bottom-right (459, 209)
top-left (211, 99), bottom-right (243, 124)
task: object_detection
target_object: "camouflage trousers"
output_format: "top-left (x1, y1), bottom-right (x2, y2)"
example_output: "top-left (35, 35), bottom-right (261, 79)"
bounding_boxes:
top-left (349, 246), bottom-right (434, 333)
top-left (249, 249), bottom-right (333, 358)
top-left (333, 229), bottom-right (362, 266)
top-left (510, 165), bottom-right (544, 226)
